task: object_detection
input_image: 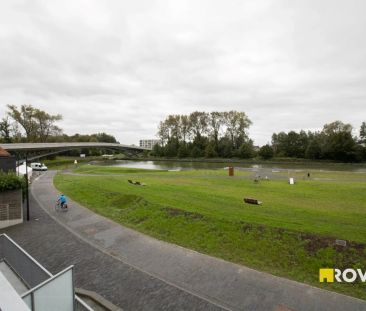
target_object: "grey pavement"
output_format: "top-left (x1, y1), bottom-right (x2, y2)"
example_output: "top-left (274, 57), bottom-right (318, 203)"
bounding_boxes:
top-left (0, 181), bottom-right (224, 310)
top-left (3, 170), bottom-right (366, 311)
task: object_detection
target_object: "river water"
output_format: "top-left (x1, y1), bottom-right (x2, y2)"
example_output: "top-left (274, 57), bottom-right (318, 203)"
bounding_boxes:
top-left (96, 159), bottom-right (366, 173)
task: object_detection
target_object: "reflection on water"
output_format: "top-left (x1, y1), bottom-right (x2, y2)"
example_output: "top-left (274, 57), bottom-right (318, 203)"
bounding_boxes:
top-left (96, 160), bottom-right (366, 173)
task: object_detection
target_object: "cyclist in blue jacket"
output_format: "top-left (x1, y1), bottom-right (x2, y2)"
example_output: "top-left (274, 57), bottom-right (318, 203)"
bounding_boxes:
top-left (58, 194), bottom-right (67, 209)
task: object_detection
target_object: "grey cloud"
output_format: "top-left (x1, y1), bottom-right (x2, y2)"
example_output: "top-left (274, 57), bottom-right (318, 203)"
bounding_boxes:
top-left (0, 0), bottom-right (365, 145)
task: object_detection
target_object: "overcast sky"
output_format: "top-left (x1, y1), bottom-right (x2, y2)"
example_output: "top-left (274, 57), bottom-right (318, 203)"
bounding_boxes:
top-left (0, 0), bottom-right (365, 145)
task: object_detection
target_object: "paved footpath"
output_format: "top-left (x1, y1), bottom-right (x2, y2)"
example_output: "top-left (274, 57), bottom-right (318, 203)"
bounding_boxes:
top-left (3, 171), bottom-right (366, 311)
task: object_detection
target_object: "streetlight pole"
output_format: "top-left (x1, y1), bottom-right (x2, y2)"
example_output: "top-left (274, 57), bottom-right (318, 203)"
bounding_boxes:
top-left (25, 153), bottom-right (30, 221)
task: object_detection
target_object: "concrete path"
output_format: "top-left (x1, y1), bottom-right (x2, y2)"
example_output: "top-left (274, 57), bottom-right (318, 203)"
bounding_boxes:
top-left (5, 171), bottom-right (366, 311)
top-left (1, 181), bottom-right (224, 310)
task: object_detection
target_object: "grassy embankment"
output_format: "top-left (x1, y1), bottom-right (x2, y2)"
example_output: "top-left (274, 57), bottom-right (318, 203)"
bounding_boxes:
top-left (54, 165), bottom-right (366, 299)
top-left (43, 157), bottom-right (95, 170)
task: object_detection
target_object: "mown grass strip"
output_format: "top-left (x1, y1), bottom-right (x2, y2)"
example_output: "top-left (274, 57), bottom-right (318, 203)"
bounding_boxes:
top-left (54, 168), bottom-right (366, 299)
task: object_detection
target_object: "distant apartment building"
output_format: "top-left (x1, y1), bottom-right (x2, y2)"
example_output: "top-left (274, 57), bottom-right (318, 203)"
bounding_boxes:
top-left (139, 139), bottom-right (159, 149)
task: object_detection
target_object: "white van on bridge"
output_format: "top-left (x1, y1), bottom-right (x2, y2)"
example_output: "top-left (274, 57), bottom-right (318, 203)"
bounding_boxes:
top-left (30, 162), bottom-right (48, 171)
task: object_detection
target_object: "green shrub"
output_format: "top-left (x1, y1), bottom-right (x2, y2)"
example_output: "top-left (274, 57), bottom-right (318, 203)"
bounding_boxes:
top-left (259, 144), bottom-right (274, 159)
top-left (0, 171), bottom-right (25, 192)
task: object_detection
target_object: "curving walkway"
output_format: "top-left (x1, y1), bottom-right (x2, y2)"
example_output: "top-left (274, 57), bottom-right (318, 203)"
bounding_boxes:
top-left (2, 171), bottom-right (366, 311)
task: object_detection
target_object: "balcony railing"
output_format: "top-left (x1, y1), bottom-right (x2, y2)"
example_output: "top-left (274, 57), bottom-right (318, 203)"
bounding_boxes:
top-left (0, 233), bottom-right (93, 311)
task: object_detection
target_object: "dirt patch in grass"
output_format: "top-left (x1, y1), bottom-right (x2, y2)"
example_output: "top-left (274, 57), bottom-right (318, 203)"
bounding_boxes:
top-left (300, 233), bottom-right (365, 255)
top-left (239, 221), bottom-right (366, 256)
top-left (241, 222), bottom-right (266, 235)
top-left (129, 215), bottom-right (149, 224)
top-left (163, 207), bottom-right (205, 220)
top-left (111, 194), bottom-right (146, 208)
top-left (301, 234), bottom-right (335, 255)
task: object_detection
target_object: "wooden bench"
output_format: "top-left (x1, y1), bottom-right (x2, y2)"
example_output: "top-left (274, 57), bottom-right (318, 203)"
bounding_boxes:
top-left (127, 180), bottom-right (146, 186)
top-left (243, 198), bottom-right (262, 205)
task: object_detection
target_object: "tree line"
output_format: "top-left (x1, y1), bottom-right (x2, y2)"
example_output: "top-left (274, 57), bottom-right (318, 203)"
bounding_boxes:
top-left (152, 111), bottom-right (254, 158)
top-left (153, 112), bottom-right (366, 162)
top-left (270, 121), bottom-right (366, 162)
top-left (0, 104), bottom-right (118, 147)
top-left (2, 105), bottom-right (366, 162)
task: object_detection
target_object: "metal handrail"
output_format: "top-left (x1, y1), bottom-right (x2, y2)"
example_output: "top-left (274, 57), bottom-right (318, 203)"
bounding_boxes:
top-left (75, 295), bottom-right (95, 311)
top-left (20, 265), bottom-right (74, 298)
top-left (1, 233), bottom-right (93, 310)
top-left (0, 233), bottom-right (52, 277)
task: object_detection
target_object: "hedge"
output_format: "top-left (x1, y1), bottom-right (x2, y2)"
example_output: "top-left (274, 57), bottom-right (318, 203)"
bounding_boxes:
top-left (0, 171), bottom-right (25, 192)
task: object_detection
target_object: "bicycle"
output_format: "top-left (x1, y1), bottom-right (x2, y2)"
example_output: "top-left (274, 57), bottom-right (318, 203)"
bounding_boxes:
top-left (55, 201), bottom-right (68, 212)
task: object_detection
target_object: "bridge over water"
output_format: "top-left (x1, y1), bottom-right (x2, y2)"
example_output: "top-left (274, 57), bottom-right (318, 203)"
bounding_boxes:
top-left (0, 142), bottom-right (151, 221)
top-left (0, 142), bottom-right (150, 163)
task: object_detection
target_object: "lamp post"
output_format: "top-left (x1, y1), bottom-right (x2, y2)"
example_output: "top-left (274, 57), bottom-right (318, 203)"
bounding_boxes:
top-left (25, 153), bottom-right (30, 221)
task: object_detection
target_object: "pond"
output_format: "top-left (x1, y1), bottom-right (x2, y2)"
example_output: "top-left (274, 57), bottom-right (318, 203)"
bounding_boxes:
top-left (94, 159), bottom-right (366, 173)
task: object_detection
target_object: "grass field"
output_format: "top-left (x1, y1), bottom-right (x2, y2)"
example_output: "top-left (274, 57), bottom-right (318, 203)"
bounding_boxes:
top-left (54, 165), bottom-right (366, 299)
